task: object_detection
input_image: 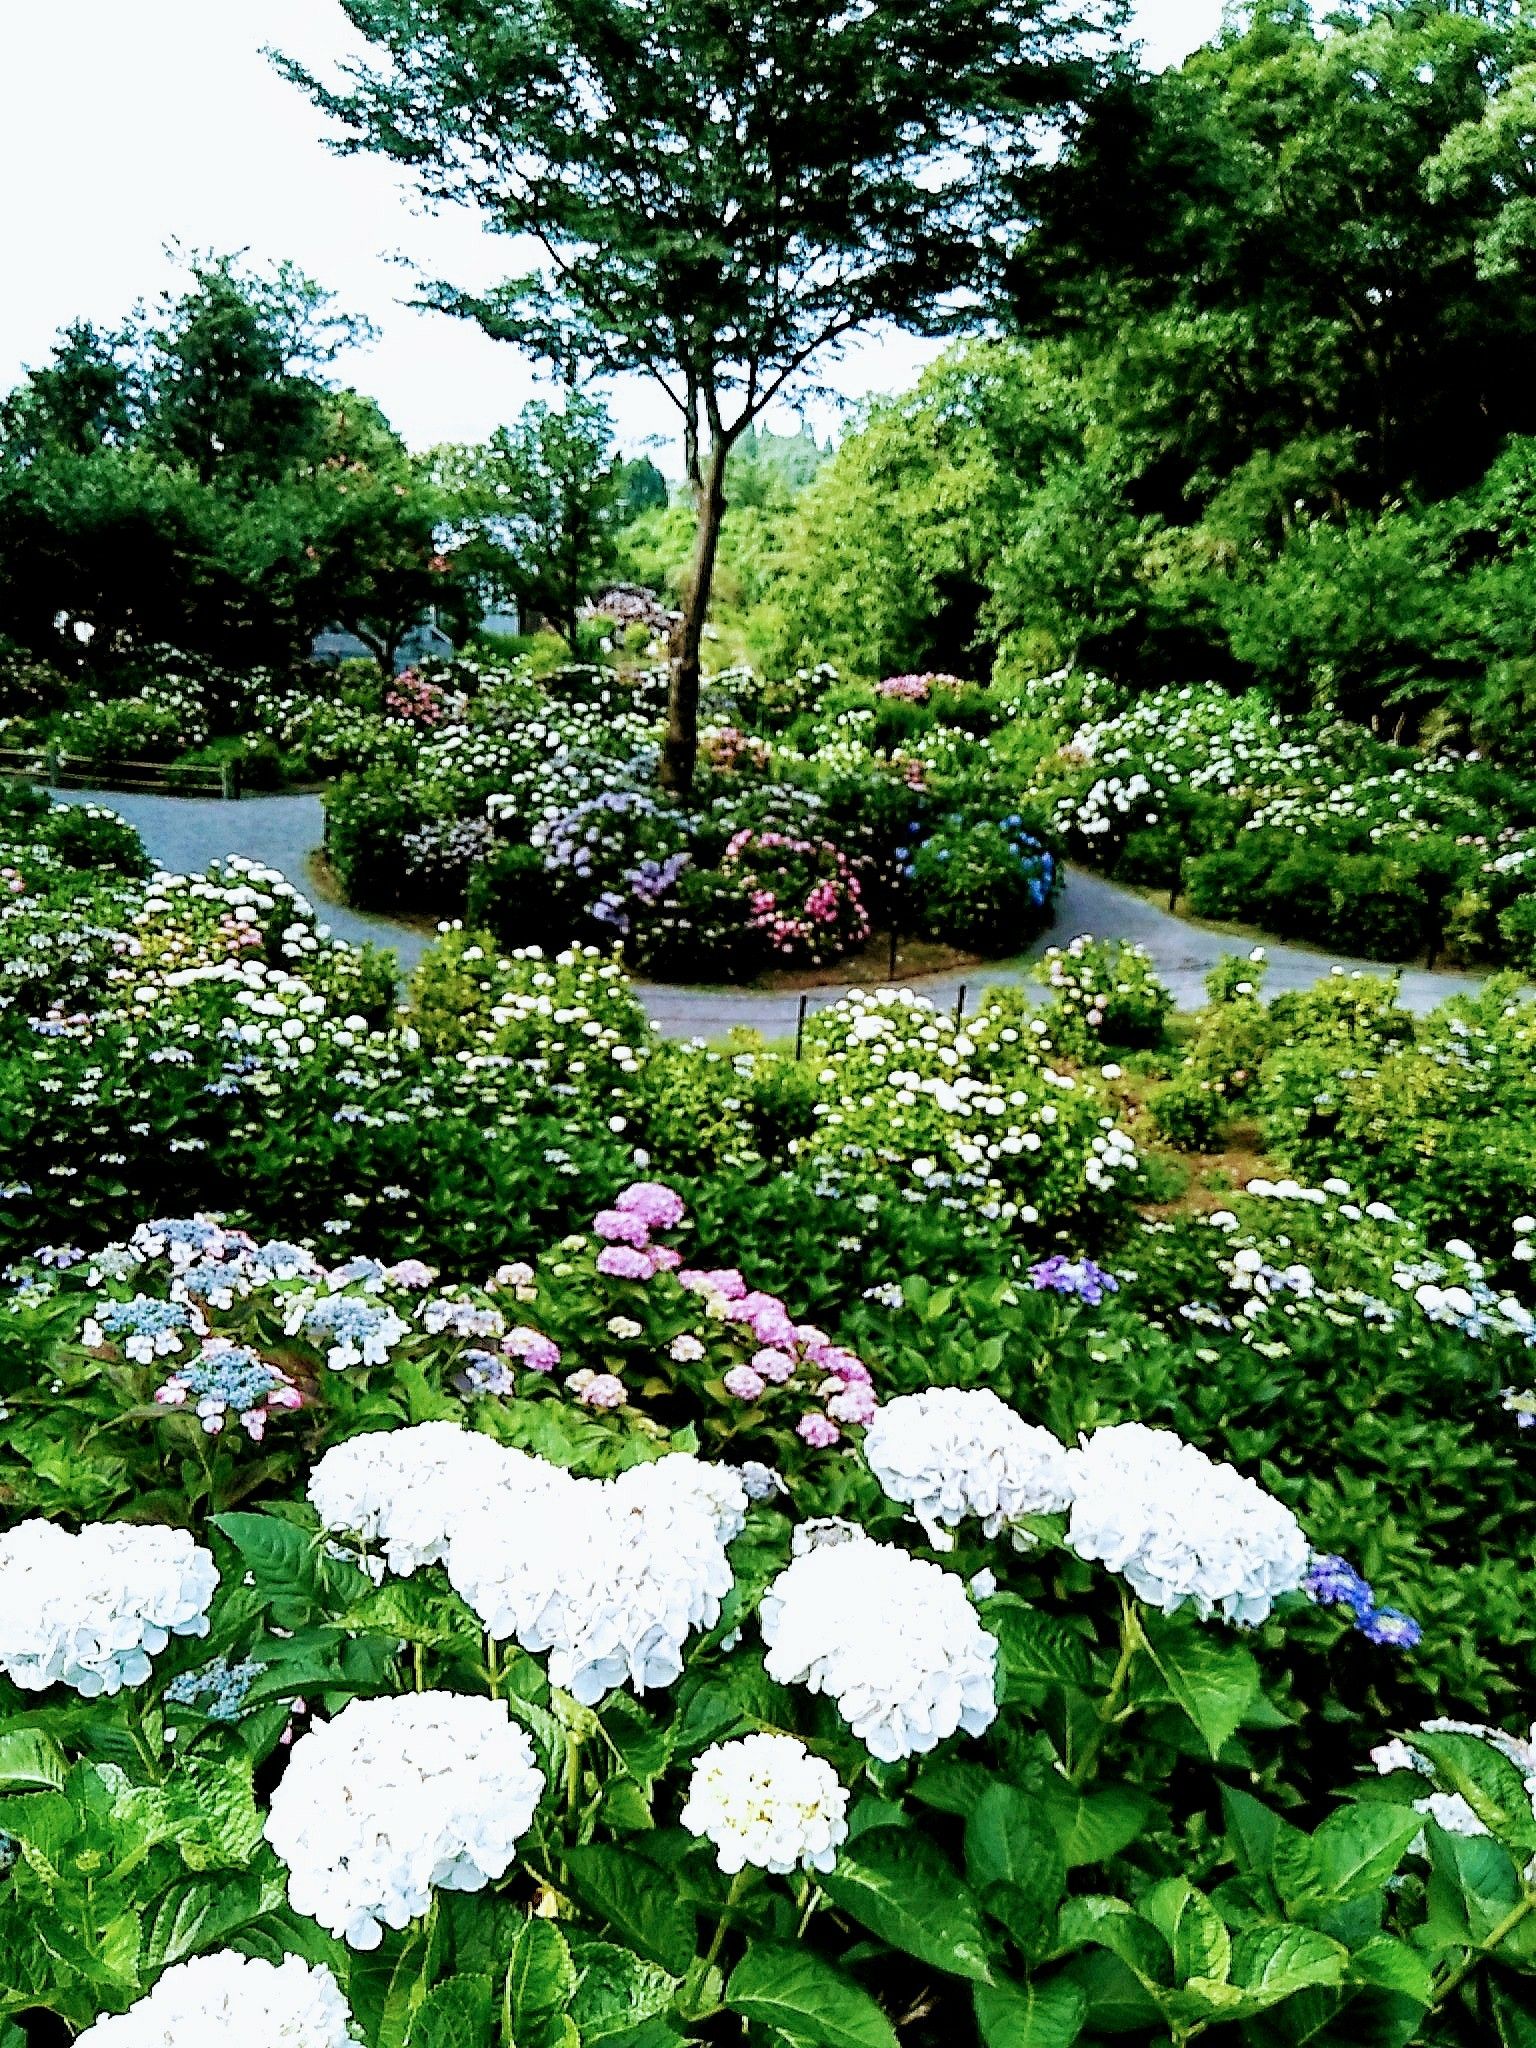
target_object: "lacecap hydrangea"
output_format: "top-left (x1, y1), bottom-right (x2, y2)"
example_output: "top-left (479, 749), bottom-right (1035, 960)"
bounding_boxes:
top-left (863, 1386), bottom-right (1074, 1547)
top-left (0, 1519), bottom-right (218, 1696)
top-left (75, 1952), bottom-right (357, 2046)
top-left (681, 1733), bottom-right (849, 1875)
top-left (1063, 1421), bottom-right (1310, 1625)
top-left (447, 1452), bottom-right (743, 1704)
top-left (759, 1531), bottom-right (998, 1761)
top-left (264, 1692), bottom-right (544, 1950)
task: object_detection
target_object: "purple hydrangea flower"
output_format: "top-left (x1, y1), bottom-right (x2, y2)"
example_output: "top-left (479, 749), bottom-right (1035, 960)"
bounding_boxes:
top-left (1303, 1554), bottom-right (1375, 1621)
top-left (615, 1182), bottom-right (687, 1231)
top-left (1358, 1607), bottom-right (1422, 1650)
top-left (723, 1365), bottom-right (767, 1401)
top-left (1029, 1255), bottom-right (1119, 1306)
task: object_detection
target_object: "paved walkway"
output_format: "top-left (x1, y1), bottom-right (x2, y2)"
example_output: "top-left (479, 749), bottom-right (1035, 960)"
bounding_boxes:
top-left (51, 787), bottom-right (1490, 1036)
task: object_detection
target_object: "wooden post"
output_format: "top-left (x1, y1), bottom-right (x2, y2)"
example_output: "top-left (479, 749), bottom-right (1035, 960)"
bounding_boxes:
top-left (45, 745), bottom-right (61, 784)
top-left (794, 993), bottom-right (808, 1062)
top-left (954, 984), bottom-right (967, 1025)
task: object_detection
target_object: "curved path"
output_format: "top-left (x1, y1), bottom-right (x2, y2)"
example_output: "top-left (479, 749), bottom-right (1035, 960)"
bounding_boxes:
top-left (51, 787), bottom-right (1489, 1037)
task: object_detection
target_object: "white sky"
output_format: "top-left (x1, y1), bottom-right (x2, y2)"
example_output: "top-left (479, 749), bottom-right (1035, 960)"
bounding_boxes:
top-left (0, 0), bottom-right (1223, 469)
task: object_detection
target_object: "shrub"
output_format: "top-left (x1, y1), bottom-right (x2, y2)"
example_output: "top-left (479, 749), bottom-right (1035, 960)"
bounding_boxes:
top-left (1033, 933), bottom-right (1174, 1051)
top-left (903, 814), bottom-right (1056, 951)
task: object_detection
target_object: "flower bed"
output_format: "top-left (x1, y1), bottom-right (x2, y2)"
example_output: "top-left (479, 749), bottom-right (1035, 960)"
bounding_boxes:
top-left (5, 791), bottom-right (1536, 2041)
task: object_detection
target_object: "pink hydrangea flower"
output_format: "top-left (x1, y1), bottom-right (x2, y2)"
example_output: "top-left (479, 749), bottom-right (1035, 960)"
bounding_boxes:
top-left (577, 1373), bottom-right (627, 1410)
top-left (615, 1182), bottom-right (687, 1231)
top-left (385, 1259), bottom-right (435, 1290)
top-left (825, 1381), bottom-right (878, 1426)
top-left (594, 1208), bottom-right (651, 1247)
top-left (723, 1365), bottom-right (766, 1401)
top-left (797, 1413), bottom-right (842, 1448)
top-left (751, 1347), bottom-right (796, 1385)
top-left (503, 1326), bottom-right (561, 1373)
top-left (680, 1267), bottom-right (747, 1301)
top-left (646, 1246), bottom-right (683, 1274)
top-left (596, 1245), bottom-right (652, 1281)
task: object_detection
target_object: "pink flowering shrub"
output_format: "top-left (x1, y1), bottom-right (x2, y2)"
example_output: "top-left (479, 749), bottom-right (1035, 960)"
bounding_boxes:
top-left (718, 829), bottom-right (870, 967)
top-left (876, 672), bottom-right (969, 703)
top-left (384, 669), bottom-right (454, 727)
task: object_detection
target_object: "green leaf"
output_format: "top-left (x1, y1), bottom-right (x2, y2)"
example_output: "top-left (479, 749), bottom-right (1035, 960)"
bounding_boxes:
top-left (405, 1975), bottom-right (495, 2048)
top-left (1140, 1879), bottom-right (1232, 1987)
top-left (141, 1870), bottom-right (267, 1971)
top-left (981, 1597), bottom-right (1089, 1697)
top-left (726, 1943), bottom-right (898, 2048)
top-left (1041, 1783), bottom-right (1152, 1869)
top-left (1347, 1936), bottom-right (1435, 2007)
top-left (1228, 1925), bottom-right (1347, 2010)
top-left (824, 1826), bottom-right (993, 1981)
top-left (504, 1916), bottom-right (577, 2044)
top-left (568, 1938), bottom-right (677, 2044)
top-left (1304, 1805), bottom-right (1424, 1907)
top-left (1414, 1731), bottom-right (1536, 1857)
top-left (1141, 1617), bottom-right (1261, 1760)
top-left (964, 1785), bottom-right (1066, 1954)
top-left (973, 1973), bottom-right (1086, 2048)
top-left (0, 1730), bottom-right (66, 1792)
top-left (210, 1511), bottom-right (320, 1626)
top-left (563, 1844), bottom-right (696, 1974)
top-left (1055, 1897), bottom-right (1170, 1989)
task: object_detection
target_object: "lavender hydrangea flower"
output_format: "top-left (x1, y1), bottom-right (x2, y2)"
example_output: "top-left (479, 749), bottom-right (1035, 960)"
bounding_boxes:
top-left (1029, 1255), bottom-right (1119, 1306)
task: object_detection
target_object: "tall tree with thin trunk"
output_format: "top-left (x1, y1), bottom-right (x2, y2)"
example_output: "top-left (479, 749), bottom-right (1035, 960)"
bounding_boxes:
top-left (274, 0), bottom-right (1118, 793)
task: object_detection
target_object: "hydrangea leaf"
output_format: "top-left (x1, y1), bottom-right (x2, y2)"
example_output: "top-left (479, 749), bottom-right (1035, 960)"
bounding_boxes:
top-left (1141, 1618), bottom-right (1262, 1761)
top-left (972, 1971), bottom-right (1087, 2048)
top-left (563, 1843), bottom-right (696, 1975)
top-left (823, 1825), bottom-right (994, 1981)
top-left (726, 1943), bottom-right (898, 2048)
top-left (1414, 1730), bottom-right (1536, 1857)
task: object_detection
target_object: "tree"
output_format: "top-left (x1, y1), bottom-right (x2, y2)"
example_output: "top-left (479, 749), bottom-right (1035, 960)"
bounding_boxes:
top-left (273, 0), bottom-right (1119, 791)
top-left (432, 393), bottom-right (622, 651)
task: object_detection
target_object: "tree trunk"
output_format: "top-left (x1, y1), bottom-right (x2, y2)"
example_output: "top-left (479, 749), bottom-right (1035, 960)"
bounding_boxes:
top-left (661, 437), bottom-right (728, 799)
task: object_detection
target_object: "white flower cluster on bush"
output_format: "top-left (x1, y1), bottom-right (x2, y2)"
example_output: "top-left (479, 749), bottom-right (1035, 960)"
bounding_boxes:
top-left (1063, 1421), bottom-right (1310, 1624)
top-left (759, 1532), bottom-right (998, 1761)
top-left (864, 1386), bottom-right (1074, 1546)
top-left (307, 1421), bottom-right (553, 1577)
top-left (265, 1692), bottom-right (544, 1949)
top-left (0, 1519), bottom-right (217, 1696)
top-left (681, 1733), bottom-right (848, 1875)
top-left (76, 1952), bottom-right (357, 2046)
top-left (448, 1452), bottom-right (743, 1704)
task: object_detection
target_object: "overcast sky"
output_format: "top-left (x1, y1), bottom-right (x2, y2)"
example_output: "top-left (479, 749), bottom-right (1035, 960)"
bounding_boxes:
top-left (0, 0), bottom-right (1223, 468)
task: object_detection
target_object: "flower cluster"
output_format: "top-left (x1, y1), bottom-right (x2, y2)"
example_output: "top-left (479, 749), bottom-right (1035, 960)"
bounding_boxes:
top-left (863, 1386), bottom-right (1074, 1546)
top-left (759, 1531), bottom-right (998, 1760)
top-left (76, 1952), bottom-right (358, 2046)
top-left (1304, 1555), bottom-right (1422, 1647)
top-left (266, 1692), bottom-right (545, 1949)
top-left (308, 1421), bottom-right (547, 1578)
top-left (152, 1338), bottom-right (301, 1440)
top-left (1063, 1422), bottom-right (1311, 1625)
top-left (681, 1734), bottom-right (849, 1875)
top-left (447, 1453), bottom-right (743, 1704)
top-left (0, 1520), bottom-right (217, 1695)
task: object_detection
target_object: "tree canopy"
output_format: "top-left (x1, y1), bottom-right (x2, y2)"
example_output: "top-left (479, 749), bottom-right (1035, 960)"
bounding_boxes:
top-left (275, 0), bottom-right (1122, 788)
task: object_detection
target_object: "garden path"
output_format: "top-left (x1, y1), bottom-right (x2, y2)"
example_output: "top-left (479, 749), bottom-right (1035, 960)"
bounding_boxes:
top-left (51, 786), bottom-right (1490, 1037)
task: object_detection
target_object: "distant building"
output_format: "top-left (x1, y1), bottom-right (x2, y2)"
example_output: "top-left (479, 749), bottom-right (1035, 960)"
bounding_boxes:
top-left (310, 602), bottom-right (521, 672)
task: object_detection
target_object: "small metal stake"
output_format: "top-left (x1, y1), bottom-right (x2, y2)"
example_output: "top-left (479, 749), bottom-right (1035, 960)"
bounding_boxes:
top-left (954, 984), bottom-right (967, 1025)
top-left (794, 992), bottom-right (808, 1061)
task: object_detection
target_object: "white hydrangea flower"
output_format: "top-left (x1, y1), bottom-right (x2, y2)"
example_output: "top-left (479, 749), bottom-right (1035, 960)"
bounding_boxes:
top-left (0, 1520), bottom-right (218, 1696)
top-left (265, 1693), bottom-right (544, 1950)
top-left (759, 1535), bottom-right (998, 1761)
top-left (447, 1452), bottom-right (738, 1704)
top-left (681, 1734), bottom-right (848, 1875)
top-left (863, 1387), bottom-right (1074, 1547)
top-left (76, 1951), bottom-right (357, 2045)
top-left (307, 1421), bottom-right (558, 1578)
top-left (1063, 1422), bottom-right (1310, 1625)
